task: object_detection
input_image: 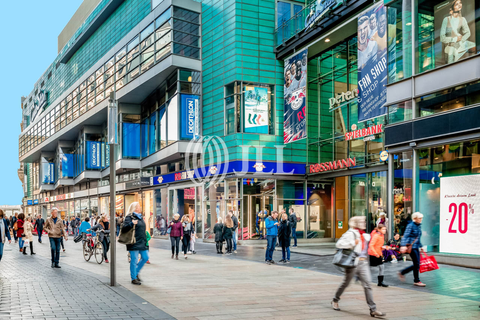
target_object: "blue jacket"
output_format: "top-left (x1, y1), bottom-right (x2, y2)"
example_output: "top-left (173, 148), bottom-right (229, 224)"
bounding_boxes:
top-left (79, 221), bottom-right (91, 234)
top-left (1, 218), bottom-right (12, 242)
top-left (265, 216), bottom-right (278, 236)
top-left (400, 221), bottom-right (423, 249)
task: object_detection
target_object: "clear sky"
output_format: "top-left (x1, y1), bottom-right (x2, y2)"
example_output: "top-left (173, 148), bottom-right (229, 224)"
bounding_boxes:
top-left (0, 0), bottom-right (83, 205)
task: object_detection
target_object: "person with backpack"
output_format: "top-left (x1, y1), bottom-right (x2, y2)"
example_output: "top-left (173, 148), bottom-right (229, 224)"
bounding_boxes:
top-left (331, 216), bottom-right (386, 318)
top-left (34, 214), bottom-right (45, 243)
top-left (278, 212), bottom-right (291, 263)
top-left (288, 208), bottom-right (298, 247)
top-left (0, 209), bottom-right (12, 262)
top-left (10, 213), bottom-right (18, 243)
top-left (230, 210), bottom-right (239, 253)
top-left (214, 218), bottom-right (224, 254)
top-left (121, 202), bottom-right (148, 285)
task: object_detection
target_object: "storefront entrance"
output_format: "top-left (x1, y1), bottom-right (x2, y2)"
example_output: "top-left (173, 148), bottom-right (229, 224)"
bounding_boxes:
top-left (242, 193), bottom-right (274, 240)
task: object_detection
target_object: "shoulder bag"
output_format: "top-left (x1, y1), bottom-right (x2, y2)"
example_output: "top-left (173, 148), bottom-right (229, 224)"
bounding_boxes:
top-left (118, 216), bottom-right (136, 245)
top-left (332, 231), bottom-right (358, 269)
top-left (405, 237), bottom-right (418, 254)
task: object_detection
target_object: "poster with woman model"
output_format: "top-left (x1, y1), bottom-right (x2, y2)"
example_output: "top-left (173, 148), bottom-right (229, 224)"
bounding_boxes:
top-left (435, 0), bottom-right (476, 67)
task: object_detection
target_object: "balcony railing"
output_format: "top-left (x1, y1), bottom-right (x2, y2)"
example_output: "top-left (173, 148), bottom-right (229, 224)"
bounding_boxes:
top-left (275, 0), bottom-right (345, 47)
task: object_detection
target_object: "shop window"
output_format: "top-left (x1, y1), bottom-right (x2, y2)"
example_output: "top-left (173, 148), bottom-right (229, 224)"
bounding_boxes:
top-left (387, 0), bottom-right (413, 83)
top-left (276, 1), bottom-right (303, 44)
top-left (416, 0), bottom-right (479, 74)
top-left (387, 100), bottom-right (413, 124)
top-left (122, 114), bottom-right (141, 159)
top-left (392, 151), bottom-right (413, 237)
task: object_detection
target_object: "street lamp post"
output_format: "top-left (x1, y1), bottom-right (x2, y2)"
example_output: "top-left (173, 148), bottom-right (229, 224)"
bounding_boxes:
top-left (108, 92), bottom-right (118, 287)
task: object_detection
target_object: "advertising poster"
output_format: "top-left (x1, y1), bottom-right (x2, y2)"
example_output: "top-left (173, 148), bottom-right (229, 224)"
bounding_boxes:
top-left (357, 2), bottom-right (387, 122)
top-left (284, 48), bottom-right (307, 144)
top-left (440, 175), bottom-right (480, 255)
top-left (434, 0), bottom-right (476, 67)
top-left (244, 86), bottom-right (269, 134)
top-left (180, 94), bottom-right (199, 140)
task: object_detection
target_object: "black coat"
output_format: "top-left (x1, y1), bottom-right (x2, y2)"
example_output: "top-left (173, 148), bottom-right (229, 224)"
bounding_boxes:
top-left (278, 220), bottom-right (291, 247)
top-left (288, 214), bottom-right (297, 229)
top-left (121, 214), bottom-right (147, 251)
top-left (222, 225), bottom-right (233, 240)
top-left (34, 218), bottom-right (45, 231)
top-left (213, 223), bottom-right (224, 242)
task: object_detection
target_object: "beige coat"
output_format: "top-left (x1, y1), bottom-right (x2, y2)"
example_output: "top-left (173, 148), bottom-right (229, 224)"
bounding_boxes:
top-left (44, 216), bottom-right (66, 238)
top-left (24, 221), bottom-right (34, 241)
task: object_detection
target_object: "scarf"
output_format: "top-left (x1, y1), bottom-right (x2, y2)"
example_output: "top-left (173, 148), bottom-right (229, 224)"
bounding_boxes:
top-left (356, 228), bottom-right (366, 250)
top-left (133, 212), bottom-right (142, 220)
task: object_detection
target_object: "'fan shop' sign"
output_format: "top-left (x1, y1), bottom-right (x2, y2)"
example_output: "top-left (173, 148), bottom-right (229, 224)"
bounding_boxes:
top-left (309, 157), bottom-right (356, 174)
top-left (345, 124), bottom-right (383, 141)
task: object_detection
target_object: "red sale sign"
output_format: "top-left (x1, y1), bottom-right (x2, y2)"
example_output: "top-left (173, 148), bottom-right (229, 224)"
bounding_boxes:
top-left (440, 175), bottom-right (480, 255)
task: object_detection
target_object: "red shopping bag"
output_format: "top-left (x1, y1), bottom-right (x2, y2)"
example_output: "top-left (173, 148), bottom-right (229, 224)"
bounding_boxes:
top-left (419, 252), bottom-right (439, 273)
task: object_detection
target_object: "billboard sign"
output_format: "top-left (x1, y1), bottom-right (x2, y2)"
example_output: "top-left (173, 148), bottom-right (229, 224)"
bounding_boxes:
top-left (244, 86), bottom-right (269, 133)
top-left (180, 94), bottom-right (199, 140)
top-left (86, 141), bottom-right (101, 169)
top-left (284, 48), bottom-right (308, 144)
top-left (357, 2), bottom-right (388, 122)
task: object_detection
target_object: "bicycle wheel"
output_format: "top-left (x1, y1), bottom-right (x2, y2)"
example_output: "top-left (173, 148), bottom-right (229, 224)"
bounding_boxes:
top-left (95, 242), bottom-right (104, 264)
top-left (83, 241), bottom-right (92, 262)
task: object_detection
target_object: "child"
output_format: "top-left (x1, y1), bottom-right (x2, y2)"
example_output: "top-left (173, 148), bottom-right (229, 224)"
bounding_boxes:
top-left (278, 213), bottom-right (291, 263)
top-left (214, 218), bottom-right (224, 254)
top-left (368, 224), bottom-right (389, 287)
top-left (383, 233), bottom-right (401, 263)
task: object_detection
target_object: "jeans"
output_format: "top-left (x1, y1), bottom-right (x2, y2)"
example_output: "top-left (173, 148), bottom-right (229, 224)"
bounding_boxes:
top-left (232, 230), bottom-right (237, 251)
top-left (401, 248), bottom-right (421, 283)
top-left (38, 229), bottom-right (43, 242)
top-left (129, 250), bottom-right (149, 281)
top-left (12, 230), bottom-right (18, 241)
top-left (18, 237), bottom-right (24, 250)
top-left (225, 238), bottom-right (232, 253)
top-left (170, 236), bottom-right (181, 255)
top-left (265, 235), bottom-right (276, 261)
top-left (102, 238), bottom-right (109, 260)
top-left (0, 242), bottom-right (4, 261)
top-left (116, 225), bottom-right (120, 237)
top-left (216, 241), bottom-right (223, 253)
top-left (291, 227), bottom-right (297, 246)
top-left (333, 260), bottom-right (376, 311)
top-left (282, 246), bottom-right (290, 261)
top-left (182, 234), bottom-right (191, 254)
top-left (49, 237), bottom-right (62, 265)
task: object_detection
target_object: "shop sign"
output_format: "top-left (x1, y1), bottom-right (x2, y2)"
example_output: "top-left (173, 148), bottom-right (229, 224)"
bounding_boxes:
top-left (253, 163), bottom-right (266, 172)
top-left (440, 175), bottom-right (480, 255)
top-left (380, 150), bottom-right (388, 161)
top-left (33, 199), bottom-right (39, 205)
top-left (244, 86), bottom-right (269, 134)
top-left (44, 197), bottom-right (49, 203)
top-left (56, 194), bottom-right (66, 201)
top-left (305, 0), bottom-right (345, 30)
top-left (27, 200), bottom-right (33, 205)
top-left (125, 177), bottom-right (152, 189)
top-left (309, 157), bottom-right (356, 174)
top-left (86, 141), bottom-right (102, 169)
top-left (329, 89), bottom-right (358, 110)
top-left (174, 170), bottom-right (195, 182)
top-left (180, 94), bottom-right (199, 140)
top-left (345, 124), bottom-right (383, 141)
top-left (337, 221), bottom-right (343, 229)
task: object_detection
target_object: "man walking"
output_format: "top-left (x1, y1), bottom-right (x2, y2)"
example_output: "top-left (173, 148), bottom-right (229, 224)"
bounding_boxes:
top-left (44, 208), bottom-right (68, 268)
top-left (230, 210), bottom-right (239, 253)
top-left (288, 208), bottom-right (298, 247)
top-left (265, 211), bottom-right (279, 265)
top-left (10, 213), bottom-right (18, 243)
top-left (34, 214), bottom-right (45, 243)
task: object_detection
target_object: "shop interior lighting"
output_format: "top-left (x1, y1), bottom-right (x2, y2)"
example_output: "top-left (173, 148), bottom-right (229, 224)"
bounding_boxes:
top-left (325, 38), bottom-right (330, 42)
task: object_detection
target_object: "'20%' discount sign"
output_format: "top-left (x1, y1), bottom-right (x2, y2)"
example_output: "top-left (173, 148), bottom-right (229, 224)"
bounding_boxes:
top-left (440, 175), bottom-right (480, 255)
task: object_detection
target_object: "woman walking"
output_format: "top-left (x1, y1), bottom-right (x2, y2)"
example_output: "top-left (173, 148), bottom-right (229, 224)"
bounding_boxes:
top-left (91, 214), bottom-right (110, 263)
top-left (278, 213), bottom-right (291, 263)
top-left (23, 217), bottom-right (36, 255)
top-left (17, 213), bottom-right (25, 253)
top-left (122, 202), bottom-right (148, 285)
top-left (399, 212), bottom-right (426, 287)
top-left (181, 214), bottom-right (192, 259)
top-left (223, 213), bottom-right (234, 255)
top-left (169, 213), bottom-right (183, 260)
top-left (369, 224), bottom-right (388, 287)
top-left (0, 209), bottom-right (12, 262)
top-left (332, 216), bottom-right (385, 318)
top-left (214, 218), bottom-right (224, 254)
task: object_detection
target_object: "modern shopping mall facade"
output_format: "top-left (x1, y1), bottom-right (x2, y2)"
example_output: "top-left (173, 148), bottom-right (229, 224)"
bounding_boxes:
top-left (19, 0), bottom-right (480, 260)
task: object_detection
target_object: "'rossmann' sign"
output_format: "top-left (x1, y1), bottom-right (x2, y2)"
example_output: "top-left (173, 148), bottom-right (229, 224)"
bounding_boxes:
top-left (309, 157), bottom-right (356, 174)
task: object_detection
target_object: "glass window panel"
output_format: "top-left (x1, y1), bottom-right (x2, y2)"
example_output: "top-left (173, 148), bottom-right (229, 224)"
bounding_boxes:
top-left (116, 46), bottom-right (126, 61)
top-left (173, 43), bottom-right (200, 58)
top-left (173, 19), bottom-right (199, 35)
top-left (155, 8), bottom-right (171, 28)
top-left (277, 1), bottom-right (291, 27)
top-left (156, 21), bottom-right (172, 40)
top-left (116, 56), bottom-right (127, 78)
top-left (127, 67), bottom-right (140, 82)
top-left (95, 66), bottom-right (104, 78)
top-left (141, 22), bottom-right (154, 40)
top-left (156, 31), bottom-right (171, 49)
top-left (127, 36), bottom-right (139, 52)
top-left (156, 43), bottom-right (171, 61)
top-left (159, 106), bottom-right (167, 148)
top-left (105, 57), bottom-right (115, 70)
top-left (105, 85), bottom-right (114, 98)
top-left (96, 91), bottom-right (105, 103)
top-left (128, 45), bottom-right (140, 61)
top-left (141, 44), bottom-right (155, 62)
top-left (141, 32), bottom-right (155, 51)
top-left (116, 78), bottom-right (125, 90)
top-left (173, 30), bottom-right (200, 47)
top-left (127, 55), bottom-right (140, 72)
top-left (141, 56), bottom-right (155, 73)
top-left (106, 75), bottom-right (115, 87)
top-left (388, 100), bottom-right (413, 124)
top-left (173, 7), bottom-right (199, 24)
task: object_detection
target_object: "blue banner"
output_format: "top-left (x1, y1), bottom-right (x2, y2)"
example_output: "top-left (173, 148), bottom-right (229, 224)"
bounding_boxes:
top-left (284, 48), bottom-right (308, 144)
top-left (357, 2), bottom-right (387, 122)
top-left (180, 94), bottom-right (199, 140)
top-left (27, 200), bottom-right (32, 205)
top-left (86, 141), bottom-right (101, 169)
top-left (34, 199), bottom-right (39, 205)
top-left (62, 154), bottom-right (74, 178)
top-left (42, 162), bottom-right (55, 184)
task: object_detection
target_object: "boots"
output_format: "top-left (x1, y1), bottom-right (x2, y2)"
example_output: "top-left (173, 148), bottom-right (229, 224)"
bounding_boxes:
top-left (30, 242), bottom-right (36, 255)
top-left (175, 255), bottom-right (179, 260)
top-left (22, 247), bottom-right (27, 255)
top-left (377, 276), bottom-right (389, 287)
top-left (370, 310), bottom-right (386, 318)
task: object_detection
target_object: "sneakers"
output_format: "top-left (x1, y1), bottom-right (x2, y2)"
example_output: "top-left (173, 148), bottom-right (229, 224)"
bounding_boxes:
top-left (131, 279), bottom-right (141, 285)
top-left (188, 251), bottom-right (193, 255)
top-left (391, 258), bottom-right (398, 263)
top-left (270, 260), bottom-right (275, 264)
top-left (193, 251), bottom-right (196, 254)
top-left (370, 310), bottom-right (386, 318)
top-left (331, 301), bottom-right (340, 311)
top-left (105, 259), bottom-right (109, 263)
top-left (234, 250), bottom-right (237, 253)
top-left (285, 260), bottom-right (290, 264)
top-left (414, 282), bottom-right (426, 287)
top-left (54, 264), bottom-right (61, 268)
top-left (146, 260), bottom-right (150, 264)
top-left (292, 245), bottom-right (297, 248)
top-left (279, 259), bottom-right (285, 263)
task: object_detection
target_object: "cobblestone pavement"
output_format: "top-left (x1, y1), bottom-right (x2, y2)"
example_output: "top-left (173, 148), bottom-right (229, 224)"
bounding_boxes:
top-left (0, 242), bottom-right (174, 320)
top-left (4, 237), bottom-right (480, 320)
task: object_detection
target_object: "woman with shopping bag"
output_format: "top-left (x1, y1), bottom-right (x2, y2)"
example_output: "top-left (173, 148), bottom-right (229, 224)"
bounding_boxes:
top-left (398, 212), bottom-right (426, 287)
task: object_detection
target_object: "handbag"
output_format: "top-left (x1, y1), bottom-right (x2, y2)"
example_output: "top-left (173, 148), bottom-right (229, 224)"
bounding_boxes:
top-left (13, 222), bottom-right (18, 231)
top-left (419, 252), bottom-right (439, 273)
top-left (332, 231), bottom-right (358, 269)
top-left (73, 234), bottom-right (83, 243)
top-left (167, 226), bottom-right (172, 234)
top-left (405, 237), bottom-right (418, 254)
top-left (118, 218), bottom-right (136, 245)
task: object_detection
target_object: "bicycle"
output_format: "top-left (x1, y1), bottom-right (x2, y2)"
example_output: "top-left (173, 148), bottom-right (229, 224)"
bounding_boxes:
top-left (82, 229), bottom-right (108, 264)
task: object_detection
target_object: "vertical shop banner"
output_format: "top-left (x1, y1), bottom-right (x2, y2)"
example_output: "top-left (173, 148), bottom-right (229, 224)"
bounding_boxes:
top-left (440, 175), bottom-right (480, 255)
top-left (180, 94), bottom-right (199, 140)
top-left (357, 2), bottom-right (388, 122)
top-left (86, 141), bottom-right (101, 169)
top-left (284, 48), bottom-right (308, 144)
top-left (244, 86), bottom-right (269, 134)
top-left (434, 0), bottom-right (475, 68)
